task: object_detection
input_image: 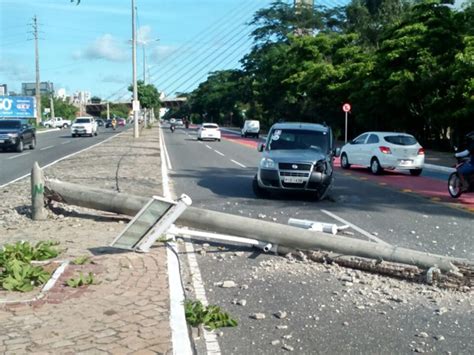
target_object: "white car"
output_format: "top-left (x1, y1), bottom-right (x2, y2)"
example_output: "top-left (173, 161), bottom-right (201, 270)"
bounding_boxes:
top-left (241, 120), bottom-right (260, 138)
top-left (340, 131), bottom-right (425, 175)
top-left (71, 117), bottom-right (98, 137)
top-left (197, 123), bottom-right (221, 141)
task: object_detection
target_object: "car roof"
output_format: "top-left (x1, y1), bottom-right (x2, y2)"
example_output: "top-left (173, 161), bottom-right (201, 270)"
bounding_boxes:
top-left (361, 131), bottom-right (414, 136)
top-left (202, 122), bottom-right (219, 126)
top-left (270, 122), bottom-right (329, 132)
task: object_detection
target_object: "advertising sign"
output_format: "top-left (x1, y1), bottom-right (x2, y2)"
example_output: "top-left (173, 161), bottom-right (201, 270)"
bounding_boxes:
top-left (0, 96), bottom-right (36, 118)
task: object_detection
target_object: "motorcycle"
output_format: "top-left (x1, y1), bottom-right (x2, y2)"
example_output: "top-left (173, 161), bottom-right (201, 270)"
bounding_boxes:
top-left (447, 154), bottom-right (474, 198)
top-left (170, 124), bottom-right (176, 133)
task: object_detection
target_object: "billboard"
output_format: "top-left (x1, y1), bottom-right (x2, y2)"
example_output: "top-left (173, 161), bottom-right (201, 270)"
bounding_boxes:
top-left (0, 96), bottom-right (36, 118)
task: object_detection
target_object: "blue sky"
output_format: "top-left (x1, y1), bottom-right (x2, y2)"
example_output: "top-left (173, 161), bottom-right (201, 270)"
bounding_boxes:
top-left (0, 0), bottom-right (280, 100)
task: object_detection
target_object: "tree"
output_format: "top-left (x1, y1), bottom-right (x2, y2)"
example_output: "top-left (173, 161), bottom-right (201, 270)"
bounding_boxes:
top-left (41, 95), bottom-right (78, 120)
top-left (128, 81), bottom-right (161, 111)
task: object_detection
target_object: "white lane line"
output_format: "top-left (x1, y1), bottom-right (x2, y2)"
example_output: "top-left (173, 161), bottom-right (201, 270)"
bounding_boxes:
top-left (0, 131), bottom-right (125, 189)
top-left (40, 145), bottom-right (54, 151)
top-left (320, 209), bottom-right (391, 245)
top-left (159, 124), bottom-right (201, 355)
top-left (214, 150), bottom-right (225, 156)
top-left (205, 144), bottom-right (212, 149)
top-left (160, 127), bottom-right (173, 171)
top-left (230, 159), bottom-right (246, 168)
top-left (7, 152), bottom-right (31, 160)
top-left (184, 240), bottom-right (222, 354)
top-left (61, 140), bottom-right (72, 145)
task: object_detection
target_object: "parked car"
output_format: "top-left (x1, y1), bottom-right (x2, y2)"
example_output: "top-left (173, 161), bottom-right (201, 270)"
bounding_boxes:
top-left (253, 122), bottom-right (335, 200)
top-left (197, 123), bottom-right (221, 141)
top-left (340, 131), bottom-right (425, 175)
top-left (41, 117), bottom-right (71, 128)
top-left (71, 117), bottom-right (98, 137)
top-left (0, 119), bottom-right (36, 152)
top-left (241, 120), bottom-right (260, 138)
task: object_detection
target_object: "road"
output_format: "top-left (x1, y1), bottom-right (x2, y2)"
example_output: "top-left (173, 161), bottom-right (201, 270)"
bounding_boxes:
top-left (0, 126), bottom-right (127, 187)
top-left (162, 125), bottom-right (474, 354)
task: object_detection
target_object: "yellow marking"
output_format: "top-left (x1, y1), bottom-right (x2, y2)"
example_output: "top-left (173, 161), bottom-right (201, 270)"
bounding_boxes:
top-left (430, 197), bottom-right (441, 201)
top-left (343, 173), bottom-right (351, 176)
top-left (467, 207), bottom-right (474, 213)
top-left (359, 177), bottom-right (368, 180)
top-left (378, 182), bottom-right (387, 186)
top-left (402, 189), bottom-right (412, 193)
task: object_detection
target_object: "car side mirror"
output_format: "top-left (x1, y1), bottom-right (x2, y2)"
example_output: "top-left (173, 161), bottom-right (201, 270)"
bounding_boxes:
top-left (334, 147), bottom-right (341, 157)
top-left (257, 143), bottom-right (265, 152)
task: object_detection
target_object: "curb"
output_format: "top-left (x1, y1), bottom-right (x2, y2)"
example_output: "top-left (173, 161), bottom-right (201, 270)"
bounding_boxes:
top-left (424, 163), bottom-right (455, 173)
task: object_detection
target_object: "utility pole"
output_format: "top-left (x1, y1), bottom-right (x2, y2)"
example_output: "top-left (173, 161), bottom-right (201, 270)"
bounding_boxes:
top-left (107, 102), bottom-right (110, 120)
top-left (50, 96), bottom-right (55, 119)
top-left (33, 15), bottom-right (41, 125)
top-left (132, 0), bottom-right (140, 138)
top-left (143, 44), bottom-right (146, 84)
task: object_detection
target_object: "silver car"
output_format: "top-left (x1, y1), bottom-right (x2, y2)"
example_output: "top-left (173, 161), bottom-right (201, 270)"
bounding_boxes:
top-left (253, 122), bottom-right (335, 200)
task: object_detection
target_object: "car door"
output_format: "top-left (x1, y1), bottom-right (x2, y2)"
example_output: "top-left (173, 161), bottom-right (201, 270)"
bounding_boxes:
top-left (362, 134), bottom-right (380, 166)
top-left (21, 124), bottom-right (32, 144)
top-left (348, 133), bottom-right (369, 165)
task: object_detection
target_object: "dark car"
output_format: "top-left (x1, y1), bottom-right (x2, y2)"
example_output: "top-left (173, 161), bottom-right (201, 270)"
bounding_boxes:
top-left (95, 118), bottom-right (106, 127)
top-left (105, 119), bottom-right (113, 128)
top-left (0, 119), bottom-right (36, 152)
top-left (253, 122), bottom-right (335, 200)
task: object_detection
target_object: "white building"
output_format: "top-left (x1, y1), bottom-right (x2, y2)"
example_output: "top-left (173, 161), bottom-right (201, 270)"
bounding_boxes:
top-left (72, 91), bottom-right (91, 105)
top-left (56, 88), bottom-right (67, 100)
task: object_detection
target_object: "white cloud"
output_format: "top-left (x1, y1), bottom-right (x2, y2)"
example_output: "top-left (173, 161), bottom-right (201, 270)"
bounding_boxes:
top-left (75, 34), bottom-right (129, 62)
top-left (0, 59), bottom-right (33, 82)
top-left (150, 45), bottom-right (179, 62)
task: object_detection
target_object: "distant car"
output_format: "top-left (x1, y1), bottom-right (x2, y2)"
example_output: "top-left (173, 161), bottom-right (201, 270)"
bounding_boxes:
top-left (241, 120), bottom-right (260, 138)
top-left (71, 117), bottom-right (98, 137)
top-left (340, 131), bottom-right (425, 175)
top-left (105, 119), bottom-right (113, 128)
top-left (117, 118), bottom-right (126, 126)
top-left (197, 123), bottom-right (221, 141)
top-left (95, 118), bottom-right (106, 127)
top-left (0, 119), bottom-right (36, 152)
top-left (41, 117), bottom-right (71, 129)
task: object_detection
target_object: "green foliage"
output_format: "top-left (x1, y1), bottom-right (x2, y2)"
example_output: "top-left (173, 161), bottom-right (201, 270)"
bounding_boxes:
top-left (0, 241), bottom-right (60, 266)
top-left (65, 272), bottom-right (96, 288)
top-left (184, 300), bottom-right (238, 330)
top-left (0, 259), bottom-right (50, 292)
top-left (71, 256), bottom-right (91, 265)
top-left (100, 103), bottom-right (130, 119)
top-left (40, 95), bottom-right (78, 120)
top-left (128, 80), bottom-right (161, 110)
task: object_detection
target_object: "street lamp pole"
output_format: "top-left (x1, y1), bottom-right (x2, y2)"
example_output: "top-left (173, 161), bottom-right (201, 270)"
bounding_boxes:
top-left (132, 0), bottom-right (140, 138)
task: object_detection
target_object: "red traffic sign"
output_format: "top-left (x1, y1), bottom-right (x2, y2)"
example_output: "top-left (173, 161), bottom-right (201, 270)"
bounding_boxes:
top-left (342, 103), bottom-right (351, 112)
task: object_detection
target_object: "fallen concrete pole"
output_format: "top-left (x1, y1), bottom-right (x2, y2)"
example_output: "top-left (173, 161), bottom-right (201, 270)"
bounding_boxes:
top-left (44, 178), bottom-right (472, 275)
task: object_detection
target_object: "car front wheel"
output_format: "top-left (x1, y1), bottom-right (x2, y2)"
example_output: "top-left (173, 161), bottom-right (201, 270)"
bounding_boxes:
top-left (16, 139), bottom-right (24, 153)
top-left (253, 175), bottom-right (269, 198)
top-left (340, 153), bottom-right (351, 169)
top-left (29, 136), bottom-right (36, 150)
top-left (370, 157), bottom-right (383, 175)
top-left (409, 169), bottom-right (422, 176)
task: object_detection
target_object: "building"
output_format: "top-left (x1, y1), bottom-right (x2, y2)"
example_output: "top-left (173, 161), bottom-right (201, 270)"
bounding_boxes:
top-left (0, 84), bottom-right (7, 96)
top-left (56, 88), bottom-right (67, 100)
top-left (21, 81), bottom-right (54, 96)
top-left (72, 91), bottom-right (91, 105)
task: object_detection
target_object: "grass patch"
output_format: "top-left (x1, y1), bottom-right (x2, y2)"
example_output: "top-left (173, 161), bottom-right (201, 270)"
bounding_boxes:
top-left (185, 300), bottom-right (238, 330)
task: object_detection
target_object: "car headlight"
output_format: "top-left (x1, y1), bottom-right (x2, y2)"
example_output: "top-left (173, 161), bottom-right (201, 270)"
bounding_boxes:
top-left (7, 133), bottom-right (18, 138)
top-left (260, 158), bottom-right (276, 169)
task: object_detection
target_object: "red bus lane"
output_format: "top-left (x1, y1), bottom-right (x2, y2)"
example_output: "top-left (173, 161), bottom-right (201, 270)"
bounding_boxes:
top-left (221, 133), bottom-right (474, 211)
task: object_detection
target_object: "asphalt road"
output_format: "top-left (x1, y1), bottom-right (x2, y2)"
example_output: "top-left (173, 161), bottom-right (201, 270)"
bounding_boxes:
top-left (0, 126), bottom-right (127, 187)
top-left (163, 126), bottom-right (474, 354)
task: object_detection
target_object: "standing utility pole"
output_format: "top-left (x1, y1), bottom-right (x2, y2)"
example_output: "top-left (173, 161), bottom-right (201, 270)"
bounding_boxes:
top-left (132, 0), bottom-right (140, 138)
top-left (50, 97), bottom-right (55, 119)
top-left (107, 102), bottom-right (110, 120)
top-left (33, 15), bottom-right (41, 125)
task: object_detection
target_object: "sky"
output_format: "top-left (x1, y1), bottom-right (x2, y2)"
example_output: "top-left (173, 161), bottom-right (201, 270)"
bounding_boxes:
top-left (0, 0), bottom-right (281, 101)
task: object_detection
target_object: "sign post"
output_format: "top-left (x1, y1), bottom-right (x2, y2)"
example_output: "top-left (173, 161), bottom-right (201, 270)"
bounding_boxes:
top-left (342, 103), bottom-right (351, 143)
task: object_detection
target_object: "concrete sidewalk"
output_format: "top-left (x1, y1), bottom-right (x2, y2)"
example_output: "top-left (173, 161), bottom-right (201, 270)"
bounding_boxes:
top-left (0, 126), bottom-right (175, 354)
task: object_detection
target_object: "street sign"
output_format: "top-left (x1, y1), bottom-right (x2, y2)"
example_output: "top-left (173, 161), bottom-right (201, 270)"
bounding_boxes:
top-left (342, 103), bottom-right (351, 112)
top-left (0, 96), bottom-right (36, 118)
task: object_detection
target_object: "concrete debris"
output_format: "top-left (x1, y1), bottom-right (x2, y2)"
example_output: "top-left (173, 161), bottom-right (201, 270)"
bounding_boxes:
top-left (221, 280), bottom-right (237, 288)
top-left (237, 299), bottom-right (247, 306)
top-left (343, 322), bottom-right (349, 326)
top-left (271, 340), bottom-right (281, 346)
top-left (274, 311), bottom-right (287, 319)
top-left (434, 335), bottom-right (445, 341)
top-left (276, 325), bottom-right (288, 330)
top-left (416, 332), bottom-right (429, 338)
top-left (251, 313), bottom-right (266, 320)
top-left (435, 307), bottom-right (448, 315)
top-left (282, 344), bottom-right (294, 351)
top-left (241, 284), bottom-right (249, 290)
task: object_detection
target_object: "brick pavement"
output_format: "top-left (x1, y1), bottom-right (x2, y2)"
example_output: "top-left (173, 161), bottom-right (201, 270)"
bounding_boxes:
top-left (0, 126), bottom-right (174, 354)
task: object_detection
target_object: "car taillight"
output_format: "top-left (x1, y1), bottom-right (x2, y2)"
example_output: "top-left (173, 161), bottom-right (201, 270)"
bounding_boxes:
top-left (379, 146), bottom-right (392, 154)
top-left (418, 148), bottom-right (425, 155)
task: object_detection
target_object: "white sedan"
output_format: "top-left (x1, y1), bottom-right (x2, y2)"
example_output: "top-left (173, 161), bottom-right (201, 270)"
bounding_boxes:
top-left (197, 123), bottom-right (221, 141)
top-left (340, 131), bottom-right (425, 175)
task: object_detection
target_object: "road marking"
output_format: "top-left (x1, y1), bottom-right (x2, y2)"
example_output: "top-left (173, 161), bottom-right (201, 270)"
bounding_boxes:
top-left (214, 150), bottom-right (225, 156)
top-left (61, 140), bottom-right (72, 145)
top-left (40, 145), bottom-right (54, 151)
top-left (320, 209), bottom-right (391, 246)
top-left (402, 188), bottom-right (412, 193)
top-left (159, 124), bottom-right (214, 355)
top-left (378, 182), bottom-right (387, 186)
top-left (160, 127), bottom-right (173, 171)
top-left (7, 152), bottom-right (31, 160)
top-left (205, 144), bottom-right (212, 149)
top-left (231, 159), bottom-right (246, 168)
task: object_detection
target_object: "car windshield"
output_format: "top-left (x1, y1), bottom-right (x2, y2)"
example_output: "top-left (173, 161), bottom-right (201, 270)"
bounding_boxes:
top-left (268, 129), bottom-right (329, 152)
top-left (74, 119), bottom-right (91, 124)
top-left (384, 135), bottom-right (417, 146)
top-left (203, 124), bottom-right (218, 129)
top-left (0, 121), bottom-right (21, 129)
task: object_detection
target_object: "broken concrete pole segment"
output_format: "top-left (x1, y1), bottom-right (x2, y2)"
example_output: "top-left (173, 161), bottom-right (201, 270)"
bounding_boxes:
top-left (43, 178), bottom-right (474, 287)
top-left (31, 161), bottom-right (47, 220)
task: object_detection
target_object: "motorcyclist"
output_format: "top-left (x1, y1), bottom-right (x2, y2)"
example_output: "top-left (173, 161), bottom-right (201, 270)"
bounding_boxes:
top-left (455, 131), bottom-right (474, 185)
top-left (111, 117), bottom-right (117, 130)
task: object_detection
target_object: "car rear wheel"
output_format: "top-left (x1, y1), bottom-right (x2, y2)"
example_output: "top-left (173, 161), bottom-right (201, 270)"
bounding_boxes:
top-left (409, 169), bottom-right (422, 176)
top-left (72, 134), bottom-right (76, 137)
top-left (253, 175), bottom-right (269, 198)
top-left (94, 131), bottom-right (98, 136)
top-left (370, 157), bottom-right (383, 175)
top-left (16, 139), bottom-right (24, 153)
top-left (29, 136), bottom-right (36, 150)
top-left (340, 153), bottom-right (351, 169)
top-left (448, 172), bottom-right (463, 198)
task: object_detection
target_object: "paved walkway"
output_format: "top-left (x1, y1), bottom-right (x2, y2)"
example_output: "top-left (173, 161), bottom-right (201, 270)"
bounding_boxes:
top-left (0, 126), bottom-right (174, 354)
